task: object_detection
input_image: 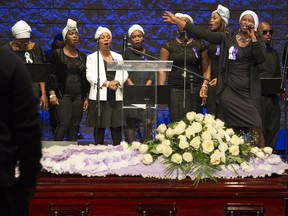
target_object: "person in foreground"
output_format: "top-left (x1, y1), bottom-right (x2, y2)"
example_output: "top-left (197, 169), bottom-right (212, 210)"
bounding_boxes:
top-left (0, 47), bottom-right (42, 216)
top-left (163, 10), bottom-right (266, 147)
top-left (86, 26), bottom-right (128, 145)
top-left (257, 22), bottom-right (281, 149)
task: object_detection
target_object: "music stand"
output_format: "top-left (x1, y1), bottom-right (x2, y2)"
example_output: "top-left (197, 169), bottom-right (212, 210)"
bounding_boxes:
top-left (107, 60), bottom-right (173, 141)
top-left (260, 77), bottom-right (284, 94)
top-left (25, 63), bottom-right (51, 82)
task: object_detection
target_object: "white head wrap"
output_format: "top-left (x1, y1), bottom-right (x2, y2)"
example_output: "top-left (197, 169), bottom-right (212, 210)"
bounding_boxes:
top-left (94, 26), bottom-right (112, 40)
top-left (212, 4), bottom-right (230, 26)
top-left (128, 24), bottom-right (145, 38)
top-left (62, 19), bottom-right (78, 41)
top-left (11, 20), bottom-right (31, 39)
top-left (239, 10), bottom-right (259, 31)
top-left (175, 13), bottom-right (194, 24)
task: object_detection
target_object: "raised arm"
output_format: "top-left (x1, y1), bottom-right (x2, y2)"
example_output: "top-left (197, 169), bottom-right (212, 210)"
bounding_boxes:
top-left (163, 11), bottom-right (224, 45)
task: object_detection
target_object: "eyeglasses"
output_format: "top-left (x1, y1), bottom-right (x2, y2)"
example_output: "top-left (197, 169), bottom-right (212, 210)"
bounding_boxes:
top-left (262, 30), bottom-right (273, 35)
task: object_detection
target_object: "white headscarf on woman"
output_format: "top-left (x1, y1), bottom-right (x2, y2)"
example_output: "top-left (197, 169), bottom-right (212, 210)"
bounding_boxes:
top-left (62, 18), bottom-right (78, 41)
top-left (239, 10), bottom-right (259, 31)
top-left (175, 13), bottom-right (194, 24)
top-left (11, 20), bottom-right (31, 39)
top-left (212, 4), bottom-right (230, 27)
top-left (94, 26), bottom-right (112, 40)
top-left (128, 24), bottom-right (145, 38)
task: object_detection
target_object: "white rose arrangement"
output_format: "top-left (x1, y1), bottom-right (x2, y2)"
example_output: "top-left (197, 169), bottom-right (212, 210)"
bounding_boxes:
top-left (133, 111), bottom-right (275, 185)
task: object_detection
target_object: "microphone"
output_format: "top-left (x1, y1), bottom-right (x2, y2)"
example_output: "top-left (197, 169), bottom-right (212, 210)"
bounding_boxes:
top-left (247, 25), bottom-right (254, 31)
top-left (184, 31), bottom-right (188, 43)
top-left (123, 35), bottom-right (128, 54)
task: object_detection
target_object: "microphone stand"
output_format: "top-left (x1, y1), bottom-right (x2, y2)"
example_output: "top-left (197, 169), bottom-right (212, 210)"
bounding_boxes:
top-left (183, 32), bottom-right (188, 109)
top-left (281, 46), bottom-right (288, 161)
top-left (95, 38), bottom-right (101, 143)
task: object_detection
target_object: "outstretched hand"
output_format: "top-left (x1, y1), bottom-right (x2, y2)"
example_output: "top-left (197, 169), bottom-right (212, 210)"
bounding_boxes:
top-left (163, 11), bottom-right (178, 24)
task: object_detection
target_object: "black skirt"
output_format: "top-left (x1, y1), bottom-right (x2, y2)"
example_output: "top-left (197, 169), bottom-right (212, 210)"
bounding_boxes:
top-left (86, 100), bottom-right (125, 128)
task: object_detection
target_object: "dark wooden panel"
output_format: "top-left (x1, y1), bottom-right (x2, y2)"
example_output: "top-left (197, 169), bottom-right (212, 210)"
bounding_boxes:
top-left (29, 173), bottom-right (288, 216)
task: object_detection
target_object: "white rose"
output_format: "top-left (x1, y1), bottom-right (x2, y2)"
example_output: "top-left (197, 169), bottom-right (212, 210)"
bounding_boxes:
top-left (183, 152), bottom-right (193, 162)
top-left (230, 135), bottom-right (240, 145)
top-left (218, 142), bottom-right (228, 152)
top-left (256, 151), bottom-right (265, 159)
top-left (162, 139), bottom-right (171, 146)
top-left (226, 128), bottom-right (235, 136)
top-left (142, 154), bottom-right (153, 165)
top-left (162, 146), bottom-right (173, 157)
top-left (179, 140), bottom-right (189, 149)
top-left (156, 144), bottom-right (164, 153)
top-left (202, 140), bottom-right (214, 154)
top-left (229, 145), bottom-right (239, 156)
top-left (263, 147), bottom-right (273, 154)
top-left (131, 141), bottom-right (141, 150)
top-left (251, 146), bottom-right (260, 155)
top-left (185, 126), bottom-right (195, 139)
top-left (174, 121), bottom-right (186, 135)
top-left (178, 134), bottom-right (187, 141)
top-left (217, 128), bottom-right (225, 138)
top-left (155, 133), bottom-right (165, 141)
top-left (171, 153), bottom-right (183, 164)
top-left (186, 111), bottom-right (196, 121)
top-left (139, 144), bottom-right (149, 154)
top-left (120, 141), bottom-right (129, 149)
top-left (210, 150), bottom-right (221, 165)
top-left (239, 137), bottom-right (245, 144)
top-left (166, 128), bottom-right (175, 138)
top-left (190, 137), bottom-right (201, 149)
top-left (201, 130), bottom-right (212, 141)
top-left (191, 122), bottom-right (202, 133)
top-left (195, 113), bottom-right (204, 122)
top-left (215, 119), bottom-right (225, 129)
top-left (204, 114), bottom-right (216, 125)
top-left (157, 123), bottom-right (167, 134)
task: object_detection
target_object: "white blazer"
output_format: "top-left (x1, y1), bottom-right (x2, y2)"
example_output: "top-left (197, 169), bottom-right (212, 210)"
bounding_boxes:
top-left (86, 51), bottom-right (128, 101)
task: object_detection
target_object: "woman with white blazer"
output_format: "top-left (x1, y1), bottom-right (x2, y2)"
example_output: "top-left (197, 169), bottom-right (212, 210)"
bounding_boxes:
top-left (86, 26), bottom-right (128, 145)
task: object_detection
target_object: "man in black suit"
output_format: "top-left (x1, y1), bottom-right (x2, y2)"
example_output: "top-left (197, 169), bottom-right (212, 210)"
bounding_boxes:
top-left (0, 47), bottom-right (42, 216)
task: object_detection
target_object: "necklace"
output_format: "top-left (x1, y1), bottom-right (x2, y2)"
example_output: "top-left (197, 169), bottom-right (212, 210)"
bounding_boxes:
top-left (237, 34), bottom-right (251, 43)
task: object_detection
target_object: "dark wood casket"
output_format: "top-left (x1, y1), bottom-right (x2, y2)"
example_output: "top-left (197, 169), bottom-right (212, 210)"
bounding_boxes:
top-left (30, 172), bottom-right (288, 216)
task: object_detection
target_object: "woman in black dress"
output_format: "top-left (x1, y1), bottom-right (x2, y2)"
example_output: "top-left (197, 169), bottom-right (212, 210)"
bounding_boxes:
top-left (158, 13), bottom-right (210, 122)
top-left (123, 24), bottom-right (155, 143)
top-left (49, 19), bottom-right (89, 141)
top-left (163, 10), bottom-right (266, 147)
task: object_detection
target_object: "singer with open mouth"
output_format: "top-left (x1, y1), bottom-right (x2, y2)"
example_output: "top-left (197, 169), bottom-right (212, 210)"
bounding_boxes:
top-left (163, 10), bottom-right (266, 148)
top-left (86, 26), bottom-right (128, 146)
top-left (158, 12), bottom-right (210, 123)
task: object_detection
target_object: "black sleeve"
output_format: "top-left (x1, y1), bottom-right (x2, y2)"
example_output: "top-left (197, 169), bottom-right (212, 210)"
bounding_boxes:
top-left (1, 48), bottom-right (42, 187)
top-left (184, 22), bottom-right (224, 45)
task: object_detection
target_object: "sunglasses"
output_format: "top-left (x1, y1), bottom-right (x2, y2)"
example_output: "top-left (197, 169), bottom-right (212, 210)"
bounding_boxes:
top-left (262, 30), bottom-right (273, 35)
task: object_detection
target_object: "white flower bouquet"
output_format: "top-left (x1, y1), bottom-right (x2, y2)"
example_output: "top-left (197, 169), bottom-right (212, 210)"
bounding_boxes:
top-left (134, 111), bottom-right (275, 185)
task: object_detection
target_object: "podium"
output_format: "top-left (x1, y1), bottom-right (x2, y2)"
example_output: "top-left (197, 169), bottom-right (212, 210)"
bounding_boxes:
top-left (107, 60), bottom-right (173, 142)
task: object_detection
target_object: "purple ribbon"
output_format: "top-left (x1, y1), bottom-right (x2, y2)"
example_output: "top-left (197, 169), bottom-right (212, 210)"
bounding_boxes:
top-left (215, 45), bottom-right (221, 56)
top-left (193, 47), bottom-right (199, 59)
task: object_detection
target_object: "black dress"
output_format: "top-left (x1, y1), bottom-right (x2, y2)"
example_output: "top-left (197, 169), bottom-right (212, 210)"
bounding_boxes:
top-left (217, 38), bottom-right (262, 128)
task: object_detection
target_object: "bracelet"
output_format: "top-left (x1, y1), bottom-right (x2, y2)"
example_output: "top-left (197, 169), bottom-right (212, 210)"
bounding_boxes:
top-left (106, 81), bottom-right (110, 88)
top-left (202, 84), bottom-right (208, 88)
top-left (49, 95), bottom-right (56, 99)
